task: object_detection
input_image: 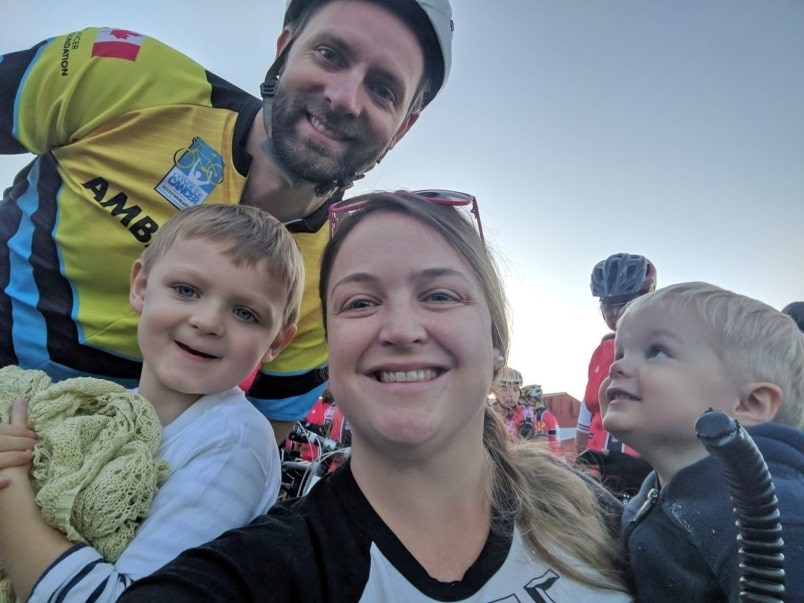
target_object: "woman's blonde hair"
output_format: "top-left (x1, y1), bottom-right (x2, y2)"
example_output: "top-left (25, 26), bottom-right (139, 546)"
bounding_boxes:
top-left (139, 204), bottom-right (304, 330)
top-left (320, 191), bottom-right (628, 592)
top-left (621, 282), bottom-right (804, 428)
top-left (484, 409), bottom-right (628, 590)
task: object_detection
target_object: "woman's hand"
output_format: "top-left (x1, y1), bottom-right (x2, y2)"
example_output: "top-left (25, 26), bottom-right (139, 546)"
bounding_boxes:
top-left (0, 400), bottom-right (36, 487)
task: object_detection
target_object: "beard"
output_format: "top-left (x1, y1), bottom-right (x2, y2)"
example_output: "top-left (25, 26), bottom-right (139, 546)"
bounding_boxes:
top-left (271, 89), bottom-right (388, 185)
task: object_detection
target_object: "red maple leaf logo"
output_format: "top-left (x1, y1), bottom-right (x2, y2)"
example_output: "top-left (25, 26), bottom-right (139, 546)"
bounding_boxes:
top-left (108, 29), bottom-right (141, 40)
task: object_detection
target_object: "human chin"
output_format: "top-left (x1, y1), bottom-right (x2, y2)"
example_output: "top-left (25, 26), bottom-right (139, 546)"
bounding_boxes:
top-left (275, 129), bottom-right (379, 183)
top-left (601, 402), bottom-right (632, 438)
top-left (272, 101), bottom-right (380, 182)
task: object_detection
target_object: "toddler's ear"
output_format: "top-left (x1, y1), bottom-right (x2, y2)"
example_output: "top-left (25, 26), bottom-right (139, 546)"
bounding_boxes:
top-left (129, 259), bottom-right (147, 313)
top-left (734, 382), bottom-right (782, 426)
top-left (261, 325), bottom-right (298, 365)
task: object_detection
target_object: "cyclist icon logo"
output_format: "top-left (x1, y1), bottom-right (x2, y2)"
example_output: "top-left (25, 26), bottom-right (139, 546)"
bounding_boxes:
top-left (156, 137), bottom-right (225, 210)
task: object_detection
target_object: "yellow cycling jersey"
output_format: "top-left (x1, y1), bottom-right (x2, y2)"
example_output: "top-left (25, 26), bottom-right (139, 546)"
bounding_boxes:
top-left (0, 27), bottom-right (328, 420)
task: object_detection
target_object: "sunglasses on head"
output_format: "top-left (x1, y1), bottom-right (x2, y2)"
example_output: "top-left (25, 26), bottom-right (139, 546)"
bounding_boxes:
top-left (327, 189), bottom-right (485, 242)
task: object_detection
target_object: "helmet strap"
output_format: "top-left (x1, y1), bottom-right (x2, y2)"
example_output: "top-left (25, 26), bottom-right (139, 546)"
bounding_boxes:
top-left (260, 49), bottom-right (303, 188)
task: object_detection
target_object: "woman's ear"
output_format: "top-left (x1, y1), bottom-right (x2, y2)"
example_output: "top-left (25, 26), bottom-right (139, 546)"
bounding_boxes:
top-left (734, 382), bottom-right (783, 426)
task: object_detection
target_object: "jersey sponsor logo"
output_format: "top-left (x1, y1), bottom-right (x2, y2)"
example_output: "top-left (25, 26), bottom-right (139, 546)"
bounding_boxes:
top-left (91, 28), bottom-right (144, 62)
top-left (59, 30), bottom-right (83, 76)
top-left (82, 177), bottom-right (160, 243)
top-left (156, 137), bottom-right (224, 210)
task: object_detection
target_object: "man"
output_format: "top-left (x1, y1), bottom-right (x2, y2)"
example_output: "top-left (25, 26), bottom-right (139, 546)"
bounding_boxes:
top-left (0, 0), bottom-right (453, 441)
top-left (574, 253), bottom-right (655, 499)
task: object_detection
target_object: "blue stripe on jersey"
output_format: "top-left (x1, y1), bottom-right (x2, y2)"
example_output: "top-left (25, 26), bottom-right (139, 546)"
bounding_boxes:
top-left (7, 159), bottom-right (50, 368)
top-left (249, 380), bottom-right (328, 422)
top-left (11, 38), bottom-right (50, 142)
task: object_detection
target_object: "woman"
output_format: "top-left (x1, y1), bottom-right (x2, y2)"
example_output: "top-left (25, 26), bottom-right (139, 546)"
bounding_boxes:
top-left (121, 191), bottom-right (631, 601)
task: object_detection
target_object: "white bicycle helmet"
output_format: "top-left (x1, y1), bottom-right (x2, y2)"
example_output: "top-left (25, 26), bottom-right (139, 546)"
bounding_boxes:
top-left (521, 384), bottom-right (543, 403)
top-left (260, 0), bottom-right (454, 202)
top-left (497, 367), bottom-right (523, 388)
top-left (282, 0), bottom-right (453, 104)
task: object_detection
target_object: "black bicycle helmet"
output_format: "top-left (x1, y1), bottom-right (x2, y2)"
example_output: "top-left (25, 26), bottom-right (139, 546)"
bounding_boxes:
top-left (591, 253), bottom-right (657, 302)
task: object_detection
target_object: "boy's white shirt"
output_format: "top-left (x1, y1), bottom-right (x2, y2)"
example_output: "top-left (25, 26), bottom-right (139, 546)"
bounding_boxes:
top-left (30, 387), bottom-right (279, 602)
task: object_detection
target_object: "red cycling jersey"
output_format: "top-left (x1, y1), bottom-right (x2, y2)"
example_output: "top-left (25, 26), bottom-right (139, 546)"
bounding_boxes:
top-left (284, 396), bottom-right (350, 471)
top-left (581, 335), bottom-right (639, 456)
top-left (504, 404), bottom-right (562, 455)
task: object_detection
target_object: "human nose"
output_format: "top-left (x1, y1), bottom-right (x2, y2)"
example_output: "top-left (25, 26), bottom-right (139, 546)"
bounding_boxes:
top-left (189, 302), bottom-right (224, 336)
top-left (608, 353), bottom-right (632, 378)
top-left (378, 303), bottom-right (427, 346)
top-left (324, 70), bottom-right (363, 117)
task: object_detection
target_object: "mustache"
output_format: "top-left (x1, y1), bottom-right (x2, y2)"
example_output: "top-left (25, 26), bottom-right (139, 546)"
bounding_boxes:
top-left (278, 94), bottom-right (364, 140)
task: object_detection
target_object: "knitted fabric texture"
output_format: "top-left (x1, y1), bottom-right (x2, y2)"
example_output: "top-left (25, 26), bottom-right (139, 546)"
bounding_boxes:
top-left (0, 366), bottom-right (168, 602)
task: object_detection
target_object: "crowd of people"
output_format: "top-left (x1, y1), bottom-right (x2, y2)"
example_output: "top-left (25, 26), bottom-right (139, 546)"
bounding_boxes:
top-left (487, 366), bottom-right (562, 455)
top-left (0, 1), bottom-right (801, 601)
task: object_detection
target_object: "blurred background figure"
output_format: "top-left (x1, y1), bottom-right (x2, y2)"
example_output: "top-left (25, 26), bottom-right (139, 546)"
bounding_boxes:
top-left (520, 384), bottom-right (562, 455)
top-left (782, 301), bottom-right (804, 332)
top-left (490, 366), bottom-right (523, 438)
top-left (575, 253), bottom-right (656, 500)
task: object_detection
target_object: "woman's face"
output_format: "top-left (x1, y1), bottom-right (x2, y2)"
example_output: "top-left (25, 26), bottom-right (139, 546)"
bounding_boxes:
top-left (324, 211), bottom-right (496, 459)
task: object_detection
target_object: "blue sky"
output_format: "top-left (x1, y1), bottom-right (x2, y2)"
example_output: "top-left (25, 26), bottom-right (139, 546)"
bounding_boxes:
top-left (2, 1), bottom-right (802, 399)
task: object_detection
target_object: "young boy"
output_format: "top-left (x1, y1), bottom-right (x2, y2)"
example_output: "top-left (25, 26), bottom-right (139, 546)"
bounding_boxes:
top-left (599, 281), bottom-right (804, 601)
top-left (0, 204), bottom-right (304, 601)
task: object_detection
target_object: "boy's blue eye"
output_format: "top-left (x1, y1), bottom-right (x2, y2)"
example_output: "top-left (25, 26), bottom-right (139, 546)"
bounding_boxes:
top-left (648, 345), bottom-right (669, 359)
top-left (174, 284), bottom-right (197, 298)
top-left (234, 307), bottom-right (257, 322)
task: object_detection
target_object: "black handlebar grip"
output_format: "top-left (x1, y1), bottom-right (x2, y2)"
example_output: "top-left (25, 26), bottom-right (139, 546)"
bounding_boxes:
top-left (696, 409), bottom-right (785, 603)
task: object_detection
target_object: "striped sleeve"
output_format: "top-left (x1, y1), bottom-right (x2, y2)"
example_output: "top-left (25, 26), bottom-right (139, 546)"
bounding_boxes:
top-left (29, 392), bottom-right (279, 602)
top-left (29, 544), bottom-right (134, 603)
top-left (576, 400), bottom-right (593, 433)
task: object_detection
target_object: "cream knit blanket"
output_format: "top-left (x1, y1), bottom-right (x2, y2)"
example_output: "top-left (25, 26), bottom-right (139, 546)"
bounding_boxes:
top-left (0, 366), bottom-right (168, 602)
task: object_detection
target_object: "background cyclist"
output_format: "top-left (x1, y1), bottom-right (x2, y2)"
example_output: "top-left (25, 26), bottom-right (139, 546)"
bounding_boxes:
top-left (490, 366), bottom-right (523, 437)
top-left (575, 253), bottom-right (656, 499)
top-left (520, 383), bottom-right (562, 455)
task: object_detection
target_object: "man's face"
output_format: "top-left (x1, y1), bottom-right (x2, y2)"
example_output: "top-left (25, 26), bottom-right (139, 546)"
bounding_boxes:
top-left (272, 1), bottom-right (424, 184)
top-left (600, 298), bottom-right (629, 331)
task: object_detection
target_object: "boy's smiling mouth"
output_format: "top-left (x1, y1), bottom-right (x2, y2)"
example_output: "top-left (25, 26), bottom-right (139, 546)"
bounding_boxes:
top-left (176, 341), bottom-right (217, 359)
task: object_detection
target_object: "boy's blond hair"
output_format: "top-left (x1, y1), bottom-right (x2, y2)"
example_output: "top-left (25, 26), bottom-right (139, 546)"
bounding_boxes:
top-left (139, 204), bottom-right (304, 330)
top-left (620, 281), bottom-right (804, 428)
